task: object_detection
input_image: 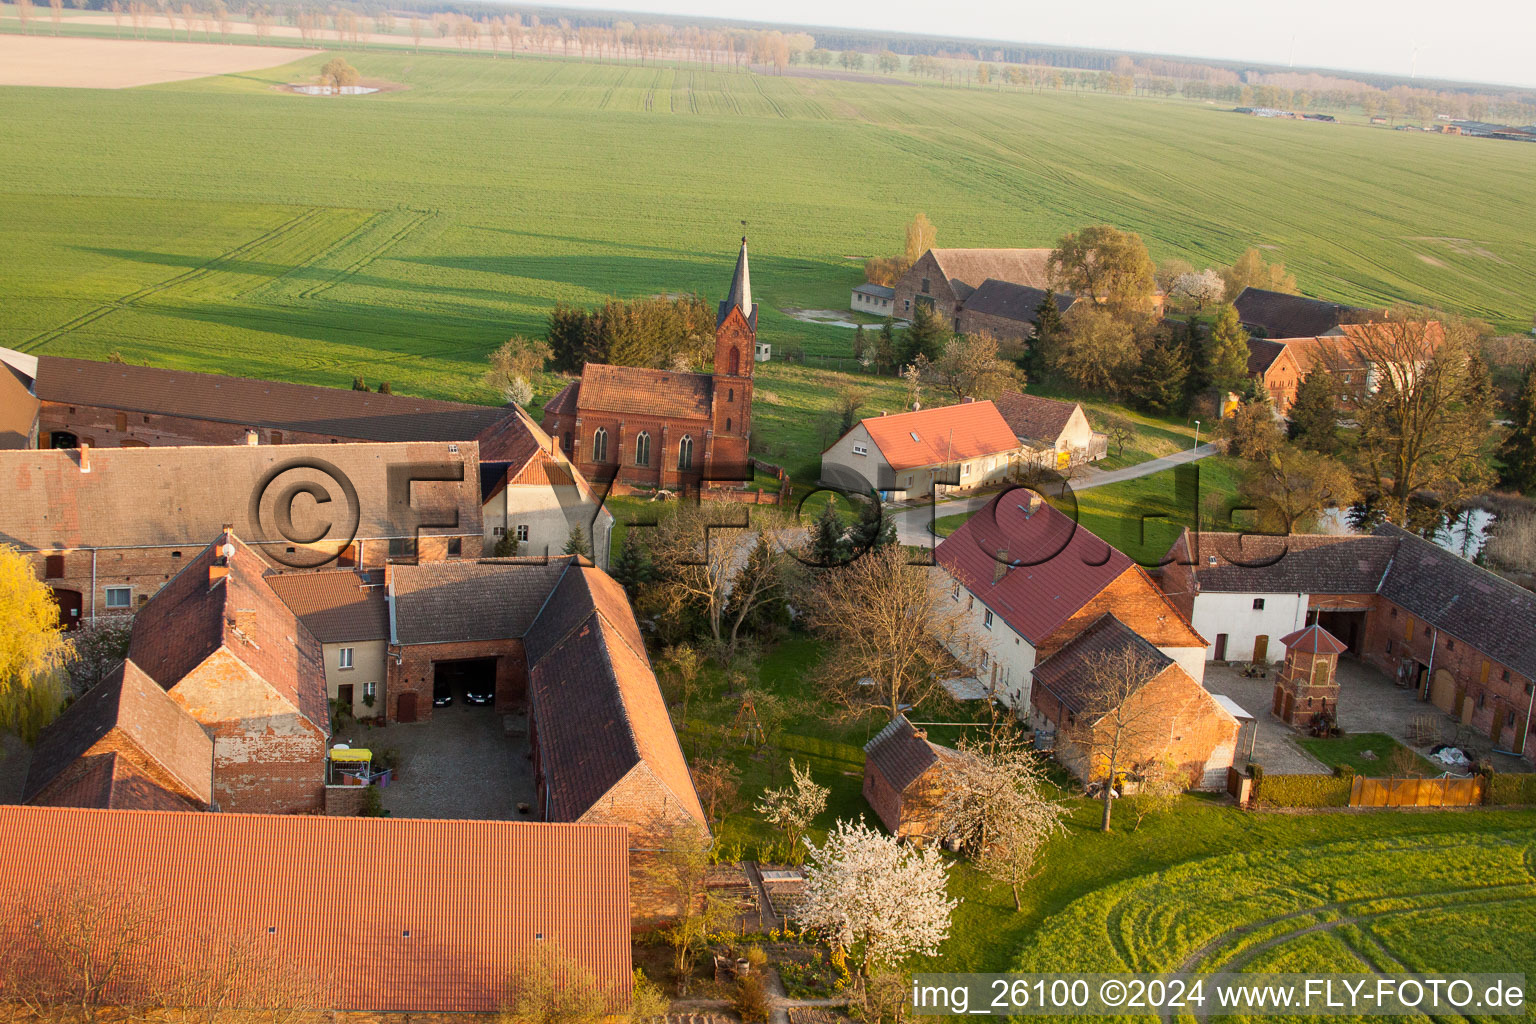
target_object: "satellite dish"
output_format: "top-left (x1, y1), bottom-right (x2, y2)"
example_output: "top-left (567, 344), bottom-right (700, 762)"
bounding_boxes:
top-left (221, 543), bottom-right (236, 559)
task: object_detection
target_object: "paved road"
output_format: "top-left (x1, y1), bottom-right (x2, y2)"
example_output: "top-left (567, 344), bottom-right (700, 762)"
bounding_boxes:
top-left (889, 443), bottom-right (1221, 546)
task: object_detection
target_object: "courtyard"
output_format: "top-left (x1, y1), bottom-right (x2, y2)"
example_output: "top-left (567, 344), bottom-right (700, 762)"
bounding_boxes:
top-left (333, 703), bottom-right (538, 820)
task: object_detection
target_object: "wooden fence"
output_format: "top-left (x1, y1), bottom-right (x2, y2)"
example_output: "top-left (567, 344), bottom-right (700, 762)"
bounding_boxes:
top-left (1349, 775), bottom-right (1485, 808)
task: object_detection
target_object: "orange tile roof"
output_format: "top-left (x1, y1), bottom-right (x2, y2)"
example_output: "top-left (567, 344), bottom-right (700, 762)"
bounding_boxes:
top-left (576, 364), bottom-right (713, 419)
top-left (0, 805), bottom-right (632, 1014)
top-left (858, 401), bottom-right (1019, 471)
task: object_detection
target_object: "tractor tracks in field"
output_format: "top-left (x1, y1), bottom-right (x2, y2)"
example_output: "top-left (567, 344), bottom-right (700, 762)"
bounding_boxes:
top-left (291, 208), bottom-right (435, 301)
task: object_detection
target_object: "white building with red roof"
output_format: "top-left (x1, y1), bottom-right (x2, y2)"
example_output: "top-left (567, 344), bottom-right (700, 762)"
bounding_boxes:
top-left (820, 398), bottom-right (1021, 500)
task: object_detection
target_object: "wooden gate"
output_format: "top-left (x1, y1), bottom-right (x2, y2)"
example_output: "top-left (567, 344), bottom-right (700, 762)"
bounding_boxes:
top-left (1430, 668), bottom-right (1456, 713)
top-left (1350, 775), bottom-right (1484, 808)
top-left (396, 691), bottom-right (418, 724)
top-left (1253, 635), bottom-right (1270, 662)
top-left (50, 587), bottom-right (82, 630)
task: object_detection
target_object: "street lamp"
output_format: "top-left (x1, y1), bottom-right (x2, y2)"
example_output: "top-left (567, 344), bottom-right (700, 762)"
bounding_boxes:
top-left (1193, 420), bottom-right (1201, 451)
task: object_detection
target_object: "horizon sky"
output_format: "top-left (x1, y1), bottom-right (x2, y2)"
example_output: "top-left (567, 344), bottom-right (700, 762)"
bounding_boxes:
top-left (535, 0), bottom-right (1536, 91)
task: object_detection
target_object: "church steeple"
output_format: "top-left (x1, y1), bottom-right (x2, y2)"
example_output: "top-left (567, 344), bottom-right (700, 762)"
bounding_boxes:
top-left (717, 237), bottom-right (755, 328)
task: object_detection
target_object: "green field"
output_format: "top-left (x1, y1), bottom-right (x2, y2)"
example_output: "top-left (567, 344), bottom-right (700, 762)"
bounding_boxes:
top-left (2, 46), bottom-right (1535, 428)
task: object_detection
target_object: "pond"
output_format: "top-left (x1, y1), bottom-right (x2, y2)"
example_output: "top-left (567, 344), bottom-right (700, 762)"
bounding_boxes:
top-left (286, 84), bottom-right (379, 95)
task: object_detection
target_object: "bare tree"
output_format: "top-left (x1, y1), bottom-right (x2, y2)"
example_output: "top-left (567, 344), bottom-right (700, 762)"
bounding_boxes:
top-left (940, 731), bottom-right (1067, 910)
top-left (1128, 756), bottom-right (1183, 831)
top-left (688, 756), bottom-right (742, 825)
top-left (1098, 413), bottom-right (1135, 458)
top-left (649, 505), bottom-right (792, 657)
top-left (643, 825), bottom-right (731, 995)
top-left (807, 545), bottom-right (980, 721)
top-left (1236, 443), bottom-right (1358, 532)
top-left (500, 943), bottom-right (621, 1024)
top-left (921, 332), bottom-right (1025, 401)
top-left (657, 642), bottom-right (703, 726)
top-left (47, 0), bottom-right (61, 35)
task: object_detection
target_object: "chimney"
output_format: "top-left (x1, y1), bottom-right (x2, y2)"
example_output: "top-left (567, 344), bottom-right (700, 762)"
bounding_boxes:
top-left (912, 727), bottom-right (928, 740)
top-left (78, 442), bottom-right (90, 474)
top-left (961, 396), bottom-right (975, 404)
top-left (245, 429), bottom-right (259, 446)
top-left (880, 410), bottom-right (888, 416)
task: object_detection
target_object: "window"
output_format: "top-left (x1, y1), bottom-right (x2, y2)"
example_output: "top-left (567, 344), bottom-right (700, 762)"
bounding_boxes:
top-left (592, 427), bottom-right (608, 463)
top-left (364, 681), bottom-right (377, 701)
top-left (270, 430), bottom-right (283, 444)
top-left (115, 412), bottom-right (127, 432)
top-left (1503, 669), bottom-right (1511, 682)
top-left (852, 444), bottom-right (868, 456)
top-left (171, 551), bottom-right (181, 559)
top-left (1252, 598), bottom-right (1265, 610)
top-left (635, 431), bottom-right (651, 466)
top-left (983, 609), bottom-right (993, 630)
top-left (1385, 639), bottom-right (1393, 654)
top-left (1478, 692), bottom-right (1487, 709)
top-left (1446, 638), bottom-right (1454, 651)
top-left (920, 277), bottom-right (931, 293)
top-left (951, 585), bottom-right (960, 601)
top-left (44, 555), bottom-right (64, 579)
top-left (980, 651), bottom-right (990, 670)
top-left (493, 526), bottom-right (505, 536)
top-left (104, 586), bottom-right (131, 609)
top-left (728, 388), bottom-right (734, 402)
top-left (677, 434), bottom-right (693, 471)
top-left (729, 349), bottom-right (740, 375)
top-left (960, 463), bottom-right (971, 478)
top-left (903, 300), bottom-right (911, 312)
top-left (448, 444), bottom-right (459, 454)
top-left (563, 432), bottom-right (572, 454)
top-left (338, 647), bottom-right (354, 670)
top-left (516, 524), bottom-right (529, 543)
top-left (447, 537), bottom-right (462, 557)
top-left (1508, 710), bottom-right (1517, 728)
top-left (387, 537), bottom-right (417, 558)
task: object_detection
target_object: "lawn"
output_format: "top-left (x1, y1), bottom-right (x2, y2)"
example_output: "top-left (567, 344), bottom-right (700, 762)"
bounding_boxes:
top-left (1299, 732), bottom-right (1441, 777)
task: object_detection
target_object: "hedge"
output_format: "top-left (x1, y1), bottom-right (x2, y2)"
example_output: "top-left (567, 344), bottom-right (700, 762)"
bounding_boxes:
top-left (1487, 773), bottom-right (1536, 806)
top-left (677, 722), bottom-right (865, 768)
top-left (1254, 772), bottom-right (1352, 808)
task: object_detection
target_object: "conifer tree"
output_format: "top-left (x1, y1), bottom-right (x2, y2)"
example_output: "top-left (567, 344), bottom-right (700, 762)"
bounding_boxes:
top-left (876, 317), bottom-right (897, 375)
top-left (1287, 371), bottom-right (1337, 452)
top-left (1129, 333), bottom-right (1190, 414)
top-left (563, 525), bottom-right (592, 559)
top-left (1204, 305), bottom-right (1251, 395)
top-left (809, 501), bottom-right (851, 566)
top-left (846, 494), bottom-right (897, 552)
top-left (1498, 362), bottom-right (1536, 493)
top-left (610, 529), bottom-right (655, 596)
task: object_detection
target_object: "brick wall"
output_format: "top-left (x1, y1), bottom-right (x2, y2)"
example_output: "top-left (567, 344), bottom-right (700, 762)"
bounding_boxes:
top-left (577, 766), bottom-right (702, 926)
top-left (543, 410), bottom-right (712, 492)
top-left (956, 307), bottom-right (1034, 345)
top-left (325, 784), bottom-right (368, 816)
top-left (1040, 568), bottom-right (1202, 658)
top-left (892, 252), bottom-right (962, 323)
top-left (862, 762), bottom-right (946, 842)
top-left (389, 638), bottom-right (526, 723)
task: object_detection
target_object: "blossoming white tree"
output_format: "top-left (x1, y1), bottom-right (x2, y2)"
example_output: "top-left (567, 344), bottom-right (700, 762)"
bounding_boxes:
top-left (754, 760), bottom-right (828, 862)
top-left (1172, 268), bottom-right (1226, 310)
top-left (798, 818), bottom-right (958, 975)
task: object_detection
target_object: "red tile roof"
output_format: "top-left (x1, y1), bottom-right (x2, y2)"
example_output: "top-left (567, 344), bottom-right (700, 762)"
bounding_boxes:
top-left (863, 715), bottom-right (947, 794)
top-left (858, 400), bottom-right (1019, 471)
top-left (576, 364), bottom-right (713, 419)
top-left (1279, 624), bottom-right (1349, 656)
top-left (265, 569), bottom-right (389, 643)
top-left (1030, 613), bottom-right (1177, 718)
top-left (0, 805), bottom-right (632, 1014)
top-left (129, 533), bottom-right (329, 731)
top-left (542, 380), bottom-right (581, 417)
top-left (992, 391), bottom-right (1081, 447)
top-left (24, 660), bottom-right (214, 809)
top-left (936, 494), bottom-right (1132, 645)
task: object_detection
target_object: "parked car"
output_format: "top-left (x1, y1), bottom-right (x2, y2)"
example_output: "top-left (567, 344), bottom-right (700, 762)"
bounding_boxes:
top-left (432, 683), bottom-right (453, 707)
top-left (464, 682), bottom-right (494, 705)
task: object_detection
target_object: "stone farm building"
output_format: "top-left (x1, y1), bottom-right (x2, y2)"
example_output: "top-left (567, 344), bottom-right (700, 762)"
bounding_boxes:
top-left (936, 493), bottom-right (1208, 711)
top-left (0, 346), bottom-right (511, 451)
top-left (541, 240), bottom-right (757, 493)
top-left (1030, 614), bottom-right (1239, 789)
top-left (1244, 321), bottom-right (1445, 416)
top-left (1159, 526), bottom-right (1536, 763)
top-left (1233, 287), bottom-right (1366, 339)
top-left (862, 715), bottom-right (967, 843)
top-left (891, 248), bottom-right (1054, 328)
top-left (819, 398), bottom-right (1020, 499)
top-left (955, 281), bottom-right (1076, 345)
top-left (0, 804), bottom-right (632, 1016)
top-left (265, 568), bottom-right (390, 720)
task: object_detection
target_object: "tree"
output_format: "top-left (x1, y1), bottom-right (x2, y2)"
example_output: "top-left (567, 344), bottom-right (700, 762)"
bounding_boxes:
top-left (657, 643), bottom-right (703, 726)
top-left (1047, 225), bottom-right (1156, 318)
top-left (1237, 443), bottom-right (1358, 532)
top-left (689, 757), bottom-right (742, 825)
top-left (852, 324), bottom-right (868, 362)
top-left (798, 819), bottom-right (957, 976)
top-left (875, 50), bottom-right (900, 73)
top-left (1098, 414), bottom-right (1135, 458)
top-left (1128, 333), bottom-right (1190, 414)
top-left (902, 304), bottom-right (950, 366)
top-left (838, 50), bottom-right (865, 70)
top-left (903, 212), bottom-right (936, 266)
top-left (351, 375), bottom-right (367, 391)
top-left (845, 493), bottom-right (896, 553)
top-left (940, 733), bottom-right (1067, 910)
top-left (609, 529), bottom-right (655, 597)
top-left (900, 361), bottom-right (923, 410)
top-left (65, 617), bottom-right (133, 694)
top-left (876, 317), bottom-right (897, 375)
top-left (1171, 269), bottom-right (1225, 310)
top-left (644, 825), bottom-right (731, 995)
top-left (563, 525), bottom-right (591, 559)
top-left (649, 505), bottom-right (791, 656)
top-left (809, 501), bottom-right (852, 566)
top-left (501, 941), bottom-right (621, 1024)
top-left (1153, 258), bottom-right (1195, 295)
top-left (492, 533), bottom-right (520, 557)
top-left (318, 57), bottom-right (359, 92)
top-left (836, 385), bottom-right (867, 434)
top-left (1041, 304), bottom-right (1137, 393)
top-left (1129, 757), bottom-right (1183, 831)
top-left (808, 545), bottom-right (979, 720)
top-left (1498, 362), bottom-right (1536, 493)
top-left (1072, 647), bottom-right (1191, 832)
top-left (1219, 248), bottom-right (1297, 301)
top-left (754, 760), bottom-right (829, 860)
top-left (486, 335), bottom-right (551, 404)
top-left (1341, 314), bottom-right (1497, 523)
top-left (1204, 305), bottom-right (1252, 394)
top-left (0, 545), bottom-right (71, 743)
top-left (922, 332), bottom-right (1024, 401)
top-left (1223, 393), bottom-right (1284, 461)
top-left (1287, 371), bottom-right (1338, 452)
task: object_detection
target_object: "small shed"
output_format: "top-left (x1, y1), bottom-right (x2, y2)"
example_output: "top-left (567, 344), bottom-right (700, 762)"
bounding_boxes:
top-left (862, 715), bottom-right (963, 843)
top-left (850, 282), bottom-right (895, 316)
top-left (1272, 624), bottom-right (1347, 729)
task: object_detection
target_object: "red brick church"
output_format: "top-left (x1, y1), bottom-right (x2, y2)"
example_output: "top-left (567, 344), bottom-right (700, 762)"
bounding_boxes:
top-left (541, 240), bottom-right (756, 490)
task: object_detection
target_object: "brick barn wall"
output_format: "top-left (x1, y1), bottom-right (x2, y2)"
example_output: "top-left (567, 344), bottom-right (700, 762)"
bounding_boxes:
top-left (390, 638), bottom-right (526, 723)
top-left (1041, 568), bottom-right (1203, 659)
top-left (955, 307), bottom-right (1034, 345)
top-left (324, 784), bottom-right (368, 816)
top-left (1362, 597), bottom-right (1534, 761)
top-left (861, 763), bottom-right (902, 834)
top-left (577, 766), bottom-right (702, 926)
top-left (168, 648), bottom-right (326, 814)
top-left (39, 401), bottom-right (376, 449)
top-left (892, 252), bottom-right (962, 323)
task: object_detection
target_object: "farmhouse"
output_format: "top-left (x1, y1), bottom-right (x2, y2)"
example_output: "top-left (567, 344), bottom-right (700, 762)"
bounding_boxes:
top-left (0, 805), bottom-right (632, 1016)
top-left (1246, 338), bottom-right (1306, 413)
top-left (266, 569), bottom-right (389, 720)
top-left (935, 493), bottom-right (1206, 710)
top-left (819, 399), bottom-right (1019, 499)
top-left (992, 390), bottom-right (1105, 468)
top-left (1030, 613), bottom-right (1239, 789)
top-left (478, 402), bottom-right (614, 568)
top-left (541, 240), bottom-right (757, 492)
top-left (862, 715), bottom-right (967, 843)
top-left (850, 282), bottom-right (895, 315)
top-left (954, 280), bottom-right (1075, 345)
top-left (1158, 526), bottom-right (1536, 764)
top-left (1232, 287), bottom-right (1365, 339)
top-left (124, 530), bottom-right (330, 814)
top-left (892, 248), bottom-right (1054, 326)
top-left (23, 660), bottom-right (215, 812)
top-left (0, 346), bottom-right (513, 450)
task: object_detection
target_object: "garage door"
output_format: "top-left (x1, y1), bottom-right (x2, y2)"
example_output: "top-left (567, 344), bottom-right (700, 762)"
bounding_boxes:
top-left (1429, 668), bottom-right (1456, 714)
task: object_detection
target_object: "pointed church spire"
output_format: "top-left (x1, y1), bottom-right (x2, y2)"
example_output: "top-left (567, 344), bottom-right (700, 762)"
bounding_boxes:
top-left (718, 236), bottom-right (755, 328)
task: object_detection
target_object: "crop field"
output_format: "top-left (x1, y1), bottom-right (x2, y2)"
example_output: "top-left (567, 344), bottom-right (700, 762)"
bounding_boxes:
top-left (2, 44), bottom-right (1535, 431)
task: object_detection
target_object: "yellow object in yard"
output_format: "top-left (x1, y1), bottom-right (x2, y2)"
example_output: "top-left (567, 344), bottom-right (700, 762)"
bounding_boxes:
top-left (330, 748), bottom-right (372, 763)
top-left (1056, 450), bottom-right (1070, 470)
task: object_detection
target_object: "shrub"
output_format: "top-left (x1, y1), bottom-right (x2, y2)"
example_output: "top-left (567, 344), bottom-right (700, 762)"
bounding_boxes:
top-left (732, 974), bottom-right (770, 1024)
top-left (1487, 772), bottom-right (1536, 806)
top-left (1254, 772), bottom-right (1351, 808)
